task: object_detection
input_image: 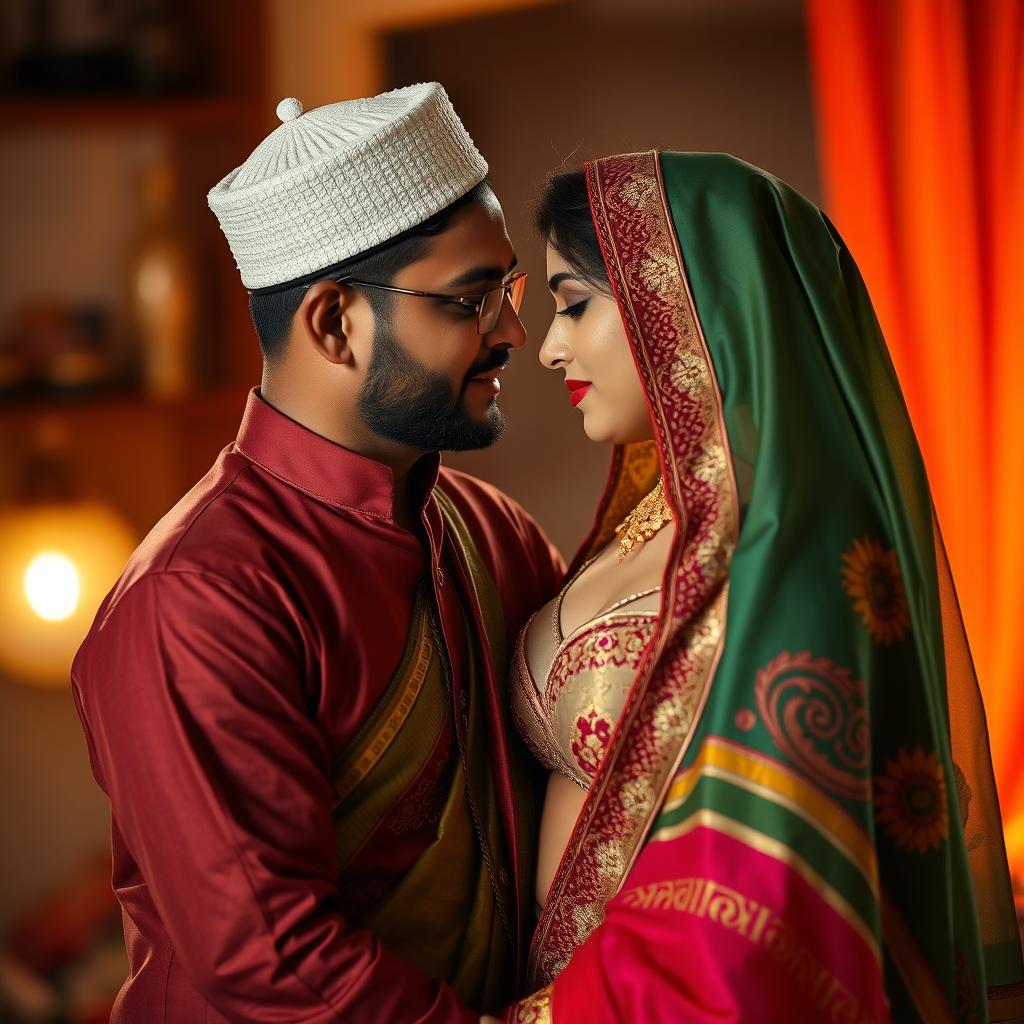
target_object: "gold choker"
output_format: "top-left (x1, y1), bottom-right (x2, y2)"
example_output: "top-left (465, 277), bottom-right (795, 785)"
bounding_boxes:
top-left (614, 478), bottom-right (673, 562)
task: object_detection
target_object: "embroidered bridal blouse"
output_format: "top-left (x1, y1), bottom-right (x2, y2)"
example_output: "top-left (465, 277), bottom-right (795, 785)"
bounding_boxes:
top-left (511, 567), bottom-right (659, 788)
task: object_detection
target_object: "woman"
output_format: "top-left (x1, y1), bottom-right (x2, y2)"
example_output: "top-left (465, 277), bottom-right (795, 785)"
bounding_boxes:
top-left (492, 151), bottom-right (1023, 1022)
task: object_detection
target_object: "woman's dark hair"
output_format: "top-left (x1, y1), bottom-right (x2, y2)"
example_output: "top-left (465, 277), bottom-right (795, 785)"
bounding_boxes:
top-left (535, 169), bottom-right (609, 290)
top-left (249, 178), bottom-right (493, 362)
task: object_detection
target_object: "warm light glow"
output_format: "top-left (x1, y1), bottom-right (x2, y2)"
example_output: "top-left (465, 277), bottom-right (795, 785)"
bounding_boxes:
top-left (0, 502), bottom-right (135, 686)
top-left (137, 258), bottom-right (173, 305)
top-left (24, 552), bottom-right (80, 621)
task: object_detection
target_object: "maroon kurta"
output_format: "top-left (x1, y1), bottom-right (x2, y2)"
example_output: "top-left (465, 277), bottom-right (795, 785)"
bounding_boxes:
top-left (71, 389), bottom-right (565, 1023)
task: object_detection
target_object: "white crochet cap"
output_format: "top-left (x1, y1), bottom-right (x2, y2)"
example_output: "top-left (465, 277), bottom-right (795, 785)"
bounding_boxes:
top-left (207, 82), bottom-right (488, 291)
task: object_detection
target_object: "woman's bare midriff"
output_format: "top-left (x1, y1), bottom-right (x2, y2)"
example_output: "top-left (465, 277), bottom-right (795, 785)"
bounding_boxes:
top-left (528, 527), bottom-right (673, 908)
top-left (536, 770), bottom-right (589, 906)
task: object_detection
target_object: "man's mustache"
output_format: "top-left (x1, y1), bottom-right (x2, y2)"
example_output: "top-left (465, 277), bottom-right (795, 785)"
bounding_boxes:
top-left (464, 351), bottom-right (511, 381)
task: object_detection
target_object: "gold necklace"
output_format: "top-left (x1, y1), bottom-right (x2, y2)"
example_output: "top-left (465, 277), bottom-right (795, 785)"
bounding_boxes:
top-left (614, 478), bottom-right (673, 562)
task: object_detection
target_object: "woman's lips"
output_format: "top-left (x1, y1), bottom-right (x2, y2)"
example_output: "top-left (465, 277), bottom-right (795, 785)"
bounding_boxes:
top-left (565, 379), bottom-right (591, 407)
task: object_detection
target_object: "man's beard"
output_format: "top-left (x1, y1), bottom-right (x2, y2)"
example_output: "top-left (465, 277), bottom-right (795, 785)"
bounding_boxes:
top-left (356, 323), bottom-right (506, 452)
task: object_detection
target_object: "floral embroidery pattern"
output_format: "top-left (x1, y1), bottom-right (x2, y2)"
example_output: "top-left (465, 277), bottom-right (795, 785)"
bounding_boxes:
top-left (841, 538), bottom-right (910, 645)
top-left (874, 746), bottom-right (948, 853)
top-left (385, 767), bottom-right (447, 836)
top-left (547, 619), bottom-right (655, 700)
top-left (571, 709), bottom-right (614, 778)
top-left (953, 761), bottom-right (970, 830)
top-left (954, 949), bottom-right (981, 1024)
top-left (529, 152), bottom-right (737, 987)
top-left (510, 984), bottom-right (553, 1023)
top-left (953, 761), bottom-right (985, 851)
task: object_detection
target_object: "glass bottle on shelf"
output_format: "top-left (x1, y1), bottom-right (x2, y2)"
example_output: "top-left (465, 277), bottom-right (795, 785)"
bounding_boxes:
top-left (126, 157), bottom-right (197, 399)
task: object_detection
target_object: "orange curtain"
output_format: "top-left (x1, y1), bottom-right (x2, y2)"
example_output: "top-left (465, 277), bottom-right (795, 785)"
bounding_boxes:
top-left (805, 0), bottom-right (1024, 870)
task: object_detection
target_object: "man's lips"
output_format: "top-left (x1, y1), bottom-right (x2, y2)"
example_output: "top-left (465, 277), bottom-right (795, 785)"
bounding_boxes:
top-left (565, 379), bottom-right (591, 407)
top-left (468, 363), bottom-right (506, 393)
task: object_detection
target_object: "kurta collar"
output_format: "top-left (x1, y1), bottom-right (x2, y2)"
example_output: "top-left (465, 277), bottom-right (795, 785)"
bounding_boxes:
top-left (233, 389), bottom-right (440, 522)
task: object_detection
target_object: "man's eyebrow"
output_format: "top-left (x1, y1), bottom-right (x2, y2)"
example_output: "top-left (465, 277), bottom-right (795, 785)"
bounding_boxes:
top-left (548, 271), bottom-right (585, 292)
top-left (445, 255), bottom-right (519, 289)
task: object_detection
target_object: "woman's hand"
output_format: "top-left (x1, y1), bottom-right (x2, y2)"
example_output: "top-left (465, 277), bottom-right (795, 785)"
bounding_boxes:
top-left (480, 1017), bottom-right (503, 1023)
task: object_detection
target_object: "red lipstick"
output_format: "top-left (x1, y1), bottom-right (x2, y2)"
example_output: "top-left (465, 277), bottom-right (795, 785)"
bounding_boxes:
top-left (565, 379), bottom-right (591, 407)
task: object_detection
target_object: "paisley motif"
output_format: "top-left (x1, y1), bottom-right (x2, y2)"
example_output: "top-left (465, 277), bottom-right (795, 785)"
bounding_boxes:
top-left (754, 651), bottom-right (869, 801)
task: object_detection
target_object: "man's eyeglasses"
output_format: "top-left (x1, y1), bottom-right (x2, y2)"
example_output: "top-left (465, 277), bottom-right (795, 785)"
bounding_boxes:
top-left (337, 271), bottom-right (527, 336)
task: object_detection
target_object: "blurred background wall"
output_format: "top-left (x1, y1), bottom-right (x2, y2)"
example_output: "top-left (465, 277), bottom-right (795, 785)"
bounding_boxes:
top-left (0, 0), bottom-right (1019, 1018)
top-left (388, 1), bottom-right (819, 554)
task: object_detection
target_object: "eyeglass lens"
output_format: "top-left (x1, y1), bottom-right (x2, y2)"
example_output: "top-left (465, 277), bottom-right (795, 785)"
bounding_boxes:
top-left (478, 275), bottom-right (527, 334)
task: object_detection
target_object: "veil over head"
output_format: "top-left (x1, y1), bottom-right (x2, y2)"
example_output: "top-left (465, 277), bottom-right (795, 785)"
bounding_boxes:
top-left (518, 151), bottom-right (1023, 1024)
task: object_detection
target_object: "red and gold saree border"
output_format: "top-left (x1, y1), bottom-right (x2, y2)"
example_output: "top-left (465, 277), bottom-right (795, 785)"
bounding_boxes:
top-left (527, 150), bottom-right (741, 986)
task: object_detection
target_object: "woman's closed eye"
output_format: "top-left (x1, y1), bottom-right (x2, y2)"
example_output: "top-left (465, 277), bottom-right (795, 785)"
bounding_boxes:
top-left (556, 298), bottom-right (589, 320)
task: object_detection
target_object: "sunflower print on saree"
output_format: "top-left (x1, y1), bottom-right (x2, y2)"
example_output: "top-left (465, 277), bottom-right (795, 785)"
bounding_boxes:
top-left (874, 745), bottom-right (949, 854)
top-left (841, 537), bottom-right (911, 645)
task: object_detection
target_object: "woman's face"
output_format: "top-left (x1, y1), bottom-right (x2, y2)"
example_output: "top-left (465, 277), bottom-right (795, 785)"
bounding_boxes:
top-left (539, 244), bottom-right (653, 445)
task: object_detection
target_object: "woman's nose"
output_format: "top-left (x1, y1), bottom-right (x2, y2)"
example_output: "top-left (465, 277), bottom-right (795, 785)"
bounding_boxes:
top-left (539, 320), bottom-right (573, 370)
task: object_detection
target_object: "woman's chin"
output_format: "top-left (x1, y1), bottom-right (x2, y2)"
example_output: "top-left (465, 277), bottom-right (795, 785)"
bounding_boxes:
top-left (581, 415), bottom-right (654, 447)
top-left (580, 415), bottom-right (613, 445)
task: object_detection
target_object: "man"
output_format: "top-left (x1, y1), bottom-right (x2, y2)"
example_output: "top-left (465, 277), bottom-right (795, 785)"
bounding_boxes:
top-left (72, 84), bottom-right (565, 1023)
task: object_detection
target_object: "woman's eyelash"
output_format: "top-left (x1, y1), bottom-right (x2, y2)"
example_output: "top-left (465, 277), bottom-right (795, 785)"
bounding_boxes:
top-left (556, 299), bottom-right (589, 320)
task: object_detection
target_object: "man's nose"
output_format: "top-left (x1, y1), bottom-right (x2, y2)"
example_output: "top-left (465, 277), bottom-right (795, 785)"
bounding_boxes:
top-left (485, 294), bottom-right (527, 350)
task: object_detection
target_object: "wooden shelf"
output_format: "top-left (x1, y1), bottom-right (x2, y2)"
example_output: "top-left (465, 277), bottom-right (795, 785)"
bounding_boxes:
top-left (0, 386), bottom-right (250, 428)
top-left (0, 95), bottom-right (261, 132)
top-left (0, 386), bottom-right (252, 534)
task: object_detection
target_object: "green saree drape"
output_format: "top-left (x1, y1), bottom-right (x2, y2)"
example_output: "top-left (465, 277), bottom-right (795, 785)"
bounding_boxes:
top-left (509, 151), bottom-right (1023, 1023)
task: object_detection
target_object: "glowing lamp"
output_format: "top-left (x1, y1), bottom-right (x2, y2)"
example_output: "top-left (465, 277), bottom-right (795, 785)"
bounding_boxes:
top-left (0, 501), bottom-right (135, 687)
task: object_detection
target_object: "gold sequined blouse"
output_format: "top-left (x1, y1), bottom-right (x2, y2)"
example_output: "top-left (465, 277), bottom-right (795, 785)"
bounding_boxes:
top-left (510, 567), bottom-right (660, 789)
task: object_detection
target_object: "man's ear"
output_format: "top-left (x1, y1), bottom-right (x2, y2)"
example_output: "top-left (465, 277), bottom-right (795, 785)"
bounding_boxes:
top-left (296, 280), bottom-right (361, 365)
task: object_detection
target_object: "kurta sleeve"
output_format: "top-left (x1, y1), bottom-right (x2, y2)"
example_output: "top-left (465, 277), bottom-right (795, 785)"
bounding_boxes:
top-left (71, 569), bottom-right (477, 1024)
